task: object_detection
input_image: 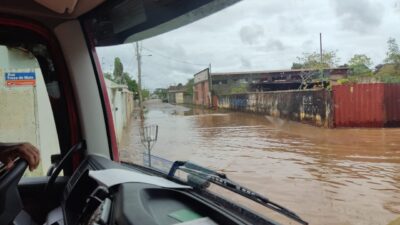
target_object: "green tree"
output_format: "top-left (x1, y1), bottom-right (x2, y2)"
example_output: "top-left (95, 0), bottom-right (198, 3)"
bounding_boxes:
top-left (104, 72), bottom-right (113, 80)
top-left (113, 57), bottom-right (124, 84)
top-left (230, 83), bottom-right (247, 94)
top-left (291, 63), bottom-right (303, 69)
top-left (293, 51), bottom-right (339, 89)
top-left (376, 64), bottom-right (400, 81)
top-left (295, 51), bottom-right (339, 70)
top-left (184, 78), bottom-right (194, 96)
top-left (123, 72), bottom-right (138, 94)
top-left (141, 88), bottom-right (150, 99)
top-left (384, 38), bottom-right (400, 70)
top-left (375, 38), bottom-right (400, 81)
top-left (348, 54), bottom-right (373, 76)
top-left (349, 54), bottom-right (373, 68)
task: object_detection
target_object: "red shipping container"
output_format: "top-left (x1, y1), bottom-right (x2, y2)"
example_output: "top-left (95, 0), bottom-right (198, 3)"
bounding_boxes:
top-left (333, 83), bottom-right (400, 127)
top-left (384, 84), bottom-right (400, 127)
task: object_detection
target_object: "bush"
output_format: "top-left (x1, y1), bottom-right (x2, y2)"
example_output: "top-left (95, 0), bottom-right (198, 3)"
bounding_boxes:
top-left (378, 75), bottom-right (400, 83)
top-left (230, 84), bottom-right (247, 94)
top-left (337, 78), bottom-right (351, 85)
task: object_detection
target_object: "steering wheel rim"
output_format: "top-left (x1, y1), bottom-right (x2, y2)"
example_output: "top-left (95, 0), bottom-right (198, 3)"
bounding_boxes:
top-left (0, 159), bottom-right (28, 225)
top-left (44, 142), bottom-right (84, 210)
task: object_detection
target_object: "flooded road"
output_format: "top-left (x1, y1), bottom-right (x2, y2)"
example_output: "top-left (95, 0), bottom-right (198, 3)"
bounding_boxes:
top-left (120, 100), bottom-right (400, 225)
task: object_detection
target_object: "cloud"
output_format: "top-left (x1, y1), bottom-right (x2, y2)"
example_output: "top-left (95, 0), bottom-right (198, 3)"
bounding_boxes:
top-left (96, 43), bottom-right (137, 74)
top-left (96, 0), bottom-right (400, 90)
top-left (395, 1), bottom-right (400, 13)
top-left (250, 39), bottom-right (287, 53)
top-left (331, 0), bottom-right (384, 33)
top-left (240, 57), bottom-right (252, 68)
top-left (277, 15), bottom-right (306, 34)
top-left (266, 39), bottom-right (286, 51)
top-left (239, 24), bottom-right (264, 45)
top-left (302, 40), bottom-right (314, 48)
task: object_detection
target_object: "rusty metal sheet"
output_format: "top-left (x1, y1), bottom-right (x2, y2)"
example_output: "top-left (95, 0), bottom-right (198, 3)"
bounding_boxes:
top-left (384, 84), bottom-right (400, 127)
top-left (332, 83), bottom-right (400, 127)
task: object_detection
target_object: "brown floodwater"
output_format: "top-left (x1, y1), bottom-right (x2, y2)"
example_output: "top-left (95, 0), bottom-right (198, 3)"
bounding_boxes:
top-left (120, 100), bottom-right (400, 225)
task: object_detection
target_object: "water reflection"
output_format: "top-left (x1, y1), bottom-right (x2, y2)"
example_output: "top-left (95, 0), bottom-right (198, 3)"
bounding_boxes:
top-left (120, 101), bottom-right (400, 225)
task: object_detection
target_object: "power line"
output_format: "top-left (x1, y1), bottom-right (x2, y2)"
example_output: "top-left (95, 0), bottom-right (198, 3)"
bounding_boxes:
top-left (141, 46), bottom-right (208, 67)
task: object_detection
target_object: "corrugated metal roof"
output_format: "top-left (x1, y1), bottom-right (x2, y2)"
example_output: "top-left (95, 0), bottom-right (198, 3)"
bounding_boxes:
top-left (211, 68), bottom-right (349, 76)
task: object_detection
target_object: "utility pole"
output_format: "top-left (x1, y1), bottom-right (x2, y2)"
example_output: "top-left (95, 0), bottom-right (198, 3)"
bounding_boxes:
top-left (135, 42), bottom-right (144, 120)
top-left (319, 33), bottom-right (325, 79)
top-left (208, 63), bottom-right (212, 108)
top-left (319, 33), bottom-right (323, 63)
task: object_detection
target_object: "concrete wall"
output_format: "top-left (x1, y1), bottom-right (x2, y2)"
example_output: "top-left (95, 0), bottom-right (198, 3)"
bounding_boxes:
top-left (168, 92), bottom-right (176, 103)
top-left (217, 89), bottom-right (333, 127)
top-left (0, 46), bottom-right (60, 176)
top-left (184, 95), bottom-right (193, 105)
top-left (175, 92), bottom-right (184, 104)
top-left (193, 68), bottom-right (210, 106)
top-left (34, 68), bottom-right (61, 175)
top-left (105, 79), bottom-right (134, 145)
top-left (168, 91), bottom-right (192, 104)
top-left (0, 45), bottom-right (134, 175)
top-left (194, 81), bottom-right (210, 106)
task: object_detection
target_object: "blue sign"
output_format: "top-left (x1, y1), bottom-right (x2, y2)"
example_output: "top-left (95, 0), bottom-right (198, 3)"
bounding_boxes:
top-left (5, 72), bottom-right (36, 86)
top-left (5, 72), bottom-right (36, 81)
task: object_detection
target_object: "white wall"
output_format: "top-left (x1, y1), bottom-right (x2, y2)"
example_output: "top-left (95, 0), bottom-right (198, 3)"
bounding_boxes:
top-left (105, 79), bottom-right (134, 145)
top-left (0, 46), bottom-right (60, 176)
top-left (175, 92), bottom-right (184, 104)
top-left (35, 68), bottom-right (61, 174)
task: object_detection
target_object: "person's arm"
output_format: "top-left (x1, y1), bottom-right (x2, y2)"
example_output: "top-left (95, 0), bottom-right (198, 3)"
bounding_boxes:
top-left (0, 142), bottom-right (40, 171)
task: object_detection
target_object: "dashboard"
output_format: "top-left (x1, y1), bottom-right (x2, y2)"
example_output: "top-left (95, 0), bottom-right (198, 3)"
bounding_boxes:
top-left (58, 155), bottom-right (254, 225)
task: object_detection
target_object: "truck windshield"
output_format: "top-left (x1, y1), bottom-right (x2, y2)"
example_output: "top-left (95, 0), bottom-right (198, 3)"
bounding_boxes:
top-left (97, 1), bottom-right (400, 224)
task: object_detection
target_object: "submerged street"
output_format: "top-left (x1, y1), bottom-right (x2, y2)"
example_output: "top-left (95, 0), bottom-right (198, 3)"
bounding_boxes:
top-left (120, 100), bottom-right (400, 225)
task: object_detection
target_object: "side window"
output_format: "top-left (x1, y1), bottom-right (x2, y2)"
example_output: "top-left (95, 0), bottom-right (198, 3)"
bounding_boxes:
top-left (0, 45), bottom-right (60, 176)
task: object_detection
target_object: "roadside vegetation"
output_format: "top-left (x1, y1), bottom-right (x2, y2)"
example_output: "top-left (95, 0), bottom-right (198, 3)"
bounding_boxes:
top-left (184, 78), bottom-right (194, 96)
top-left (108, 38), bottom-right (400, 98)
top-left (292, 37), bottom-right (400, 88)
top-left (103, 57), bottom-right (152, 100)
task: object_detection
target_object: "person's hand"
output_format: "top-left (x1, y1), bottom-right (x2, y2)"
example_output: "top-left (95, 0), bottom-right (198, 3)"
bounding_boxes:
top-left (0, 143), bottom-right (40, 171)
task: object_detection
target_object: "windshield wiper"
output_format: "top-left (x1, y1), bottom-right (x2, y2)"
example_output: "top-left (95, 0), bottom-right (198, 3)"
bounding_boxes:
top-left (167, 161), bottom-right (308, 225)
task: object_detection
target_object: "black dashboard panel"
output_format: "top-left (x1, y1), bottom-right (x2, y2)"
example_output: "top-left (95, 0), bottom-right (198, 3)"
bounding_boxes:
top-left (62, 155), bottom-right (123, 225)
top-left (61, 155), bottom-right (275, 225)
top-left (114, 183), bottom-right (242, 225)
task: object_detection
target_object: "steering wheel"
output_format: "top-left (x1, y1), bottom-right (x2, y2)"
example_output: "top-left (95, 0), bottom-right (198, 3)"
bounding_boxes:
top-left (0, 159), bottom-right (28, 225)
top-left (43, 142), bottom-right (84, 210)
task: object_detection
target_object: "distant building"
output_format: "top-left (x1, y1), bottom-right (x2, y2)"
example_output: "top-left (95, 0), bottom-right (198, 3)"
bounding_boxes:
top-left (154, 88), bottom-right (168, 102)
top-left (213, 68), bottom-right (349, 94)
top-left (193, 68), bottom-right (211, 107)
top-left (167, 84), bottom-right (192, 104)
top-left (192, 67), bottom-right (349, 97)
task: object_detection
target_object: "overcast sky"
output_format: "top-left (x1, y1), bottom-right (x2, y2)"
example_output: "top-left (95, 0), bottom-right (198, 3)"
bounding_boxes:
top-left (97, 0), bottom-right (400, 90)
